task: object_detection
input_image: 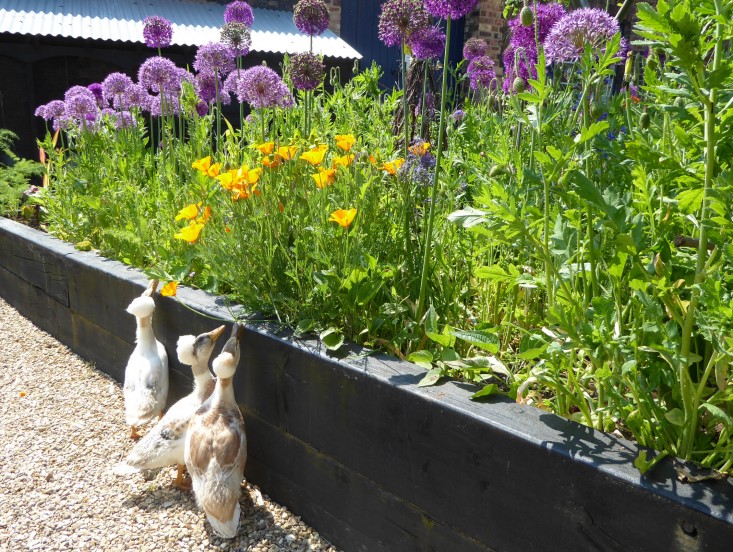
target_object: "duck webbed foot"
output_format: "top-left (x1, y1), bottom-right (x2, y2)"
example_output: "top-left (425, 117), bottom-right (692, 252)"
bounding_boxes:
top-left (130, 425), bottom-right (142, 440)
top-left (173, 463), bottom-right (192, 490)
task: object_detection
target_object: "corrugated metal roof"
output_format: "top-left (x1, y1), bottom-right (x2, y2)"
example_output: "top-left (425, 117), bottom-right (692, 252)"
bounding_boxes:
top-left (0, 0), bottom-right (361, 59)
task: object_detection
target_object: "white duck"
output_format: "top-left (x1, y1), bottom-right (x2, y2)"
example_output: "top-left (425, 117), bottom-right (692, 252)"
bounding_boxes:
top-left (185, 323), bottom-right (247, 539)
top-left (123, 279), bottom-right (169, 440)
top-left (114, 324), bottom-right (226, 487)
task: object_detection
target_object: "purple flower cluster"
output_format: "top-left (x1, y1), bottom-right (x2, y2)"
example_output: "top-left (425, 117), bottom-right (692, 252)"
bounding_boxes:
top-left (138, 56), bottom-right (180, 94)
top-left (224, 65), bottom-right (293, 109)
top-left (502, 2), bottom-right (565, 94)
top-left (87, 83), bottom-right (104, 107)
top-left (224, 1), bottom-right (254, 26)
top-left (463, 37), bottom-right (488, 61)
top-left (194, 42), bottom-right (236, 77)
top-left (424, 0), bottom-right (478, 20)
top-left (196, 72), bottom-right (224, 104)
top-left (293, 0), bottom-right (330, 37)
top-left (123, 83), bottom-right (152, 111)
top-left (101, 72), bottom-right (134, 107)
top-left (378, 0), bottom-right (429, 48)
top-left (65, 93), bottom-right (98, 127)
top-left (467, 56), bottom-right (497, 91)
top-left (543, 8), bottom-right (627, 64)
top-left (290, 52), bottom-right (325, 91)
top-left (35, 100), bottom-right (67, 131)
top-left (408, 26), bottom-right (446, 60)
top-left (221, 21), bottom-right (252, 56)
top-left (142, 16), bottom-right (173, 49)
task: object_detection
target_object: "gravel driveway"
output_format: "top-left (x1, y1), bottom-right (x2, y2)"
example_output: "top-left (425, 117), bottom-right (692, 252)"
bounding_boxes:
top-left (0, 297), bottom-right (340, 552)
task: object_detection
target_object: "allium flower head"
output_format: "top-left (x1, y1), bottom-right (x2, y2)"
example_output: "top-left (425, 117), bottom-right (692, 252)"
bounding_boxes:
top-left (195, 100), bottom-right (209, 117)
top-left (142, 16), bottom-right (173, 49)
top-left (224, 1), bottom-right (254, 26)
top-left (378, 0), bottom-right (429, 47)
top-left (293, 0), bottom-right (330, 36)
top-left (45, 100), bottom-right (67, 120)
top-left (101, 72), bottom-right (134, 107)
top-left (65, 93), bottom-right (98, 124)
top-left (424, 0), bottom-right (479, 20)
top-left (408, 26), bottom-right (446, 60)
top-left (194, 42), bottom-right (236, 77)
top-left (197, 72), bottom-right (227, 104)
top-left (138, 56), bottom-right (179, 94)
top-left (290, 52), bottom-right (325, 91)
top-left (543, 8), bottom-right (626, 64)
top-left (463, 37), bottom-right (488, 61)
top-left (87, 83), bottom-right (104, 107)
top-left (221, 21), bottom-right (252, 56)
top-left (467, 55), bottom-right (497, 90)
top-left (64, 85), bottom-right (94, 102)
top-left (227, 65), bottom-right (294, 109)
top-left (508, 3), bottom-right (565, 53)
top-left (124, 83), bottom-right (152, 111)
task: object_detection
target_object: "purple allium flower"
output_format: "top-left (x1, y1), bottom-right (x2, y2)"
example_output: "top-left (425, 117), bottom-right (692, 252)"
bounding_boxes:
top-left (378, 0), bottom-right (429, 47)
top-left (196, 72), bottom-right (223, 103)
top-left (143, 16), bottom-right (173, 49)
top-left (467, 55), bottom-right (497, 90)
top-left (101, 72), bottom-right (134, 107)
top-left (123, 83), bottom-right (152, 111)
top-left (65, 94), bottom-right (98, 126)
top-left (224, 1), bottom-right (254, 26)
top-left (289, 52), bottom-right (325, 91)
top-left (408, 26), bottom-right (446, 60)
top-left (221, 21), bottom-right (252, 56)
top-left (451, 108), bottom-right (465, 122)
top-left (149, 92), bottom-right (180, 117)
top-left (507, 3), bottom-right (565, 53)
top-left (194, 42), bottom-right (236, 78)
top-left (293, 0), bottom-right (330, 36)
top-left (87, 83), bottom-right (105, 107)
top-left (424, 0), bottom-right (479, 20)
top-left (44, 100), bottom-right (66, 121)
top-left (138, 56), bottom-right (180, 94)
top-left (34, 104), bottom-right (47, 119)
top-left (463, 37), bottom-right (488, 61)
top-left (195, 100), bottom-right (209, 117)
top-left (114, 111), bottom-right (137, 129)
top-left (544, 8), bottom-right (627, 64)
top-left (64, 86), bottom-right (94, 102)
top-left (502, 44), bottom-right (536, 93)
top-left (227, 65), bottom-right (293, 109)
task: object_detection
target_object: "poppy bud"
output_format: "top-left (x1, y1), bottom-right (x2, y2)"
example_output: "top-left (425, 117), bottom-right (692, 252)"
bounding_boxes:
top-left (639, 111), bottom-right (650, 130)
top-left (512, 77), bottom-right (526, 94)
top-left (520, 6), bottom-right (534, 27)
top-left (674, 97), bottom-right (685, 109)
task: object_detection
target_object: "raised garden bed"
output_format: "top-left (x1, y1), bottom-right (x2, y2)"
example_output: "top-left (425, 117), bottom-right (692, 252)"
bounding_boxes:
top-left (2, 216), bottom-right (732, 551)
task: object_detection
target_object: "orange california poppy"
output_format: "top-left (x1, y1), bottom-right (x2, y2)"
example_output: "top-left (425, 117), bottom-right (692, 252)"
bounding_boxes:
top-left (312, 168), bottom-right (337, 189)
top-left (300, 145), bottom-right (328, 166)
top-left (335, 134), bottom-right (356, 152)
top-left (277, 145), bottom-right (299, 160)
top-left (175, 202), bottom-right (200, 221)
top-left (329, 208), bottom-right (357, 228)
top-left (174, 220), bottom-right (204, 243)
top-left (160, 281), bottom-right (178, 297)
top-left (192, 156), bottom-right (220, 177)
top-left (380, 158), bottom-right (405, 175)
top-left (332, 154), bottom-right (355, 168)
top-left (216, 169), bottom-right (242, 191)
top-left (254, 141), bottom-right (275, 155)
top-left (408, 142), bottom-right (430, 156)
top-left (262, 155), bottom-right (282, 168)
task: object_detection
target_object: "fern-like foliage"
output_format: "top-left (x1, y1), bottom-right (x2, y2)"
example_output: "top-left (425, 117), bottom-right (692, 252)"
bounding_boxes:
top-left (0, 129), bottom-right (43, 215)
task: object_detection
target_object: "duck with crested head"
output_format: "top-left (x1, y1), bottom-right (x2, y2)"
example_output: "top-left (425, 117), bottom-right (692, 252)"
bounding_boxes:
top-left (185, 323), bottom-right (247, 539)
top-left (123, 279), bottom-right (169, 440)
top-left (114, 324), bottom-right (226, 488)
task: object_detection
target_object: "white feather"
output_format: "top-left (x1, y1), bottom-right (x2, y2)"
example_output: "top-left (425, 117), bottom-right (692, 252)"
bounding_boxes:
top-left (212, 352), bottom-right (236, 379)
top-left (176, 335), bottom-right (197, 366)
top-left (126, 296), bottom-right (155, 318)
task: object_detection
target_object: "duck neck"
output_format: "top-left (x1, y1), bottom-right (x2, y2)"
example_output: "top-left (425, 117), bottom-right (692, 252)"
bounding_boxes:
top-left (212, 377), bottom-right (236, 406)
top-left (191, 363), bottom-right (213, 398)
top-left (135, 316), bottom-right (156, 346)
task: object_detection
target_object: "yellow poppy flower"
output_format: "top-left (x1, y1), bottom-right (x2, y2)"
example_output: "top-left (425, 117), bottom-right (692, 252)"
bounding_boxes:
top-left (262, 155), bottom-right (282, 168)
top-left (216, 169), bottom-right (242, 191)
top-left (198, 206), bottom-right (212, 223)
top-left (175, 202), bottom-right (200, 221)
top-left (244, 166), bottom-right (262, 185)
top-left (332, 154), bottom-right (355, 168)
top-left (300, 145), bottom-right (328, 166)
top-left (312, 168), bottom-right (337, 189)
top-left (277, 145), bottom-right (299, 160)
top-left (192, 156), bottom-right (212, 173)
top-left (174, 220), bottom-right (204, 243)
top-left (207, 162), bottom-right (221, 177)
top-left (160, 281), bottom-right (178, 297)
top-left (335, 134), bottom-right (356, 152)
top-left (380, 158), bottom-right (405, 175)
top-left (254, 141), bottom-right (275, 155)
top-left (408, 142), bottom-right (430, 156)
top-left (329, 208), bottom-right (357, 228)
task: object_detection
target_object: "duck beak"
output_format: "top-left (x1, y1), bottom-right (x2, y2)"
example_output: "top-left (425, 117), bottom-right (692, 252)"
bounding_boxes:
top-left (234, 322), bottom-right (245, 341)
top-left (221, 323), bottom-right (244, 355)
top-left (143, 279), bottom-right (159, 297)
top-left (208, 325), bottom-right (226, 342)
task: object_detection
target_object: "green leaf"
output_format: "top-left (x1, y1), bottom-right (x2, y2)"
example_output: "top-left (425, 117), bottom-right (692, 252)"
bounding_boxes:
top-left (701, 403), bottom-right (733, 431)
top-left (319, 328), bottom-right (344, 351)
top-left (447, 207), bottom-right (488, 228)
top-left (295, 318), bottom-right (315, 336)
top-left (407, 350), bottom-right (434, 369)
top-left (356, 279), bottom-right (383, 306)
top-left (474, 265), bottom-right (515, 283)
top-left (450, 329), bottom-right (499, 353)
top-left (664, 408), bottom-right (685, 426)
top-left (574, 120), bottom-right (609, 144)
top-left (471, 384), bottom-right (500, 400)
top-left (676, 188), bottom-right (704, 215)
top-left (418, 368), bottom-right (442, 387)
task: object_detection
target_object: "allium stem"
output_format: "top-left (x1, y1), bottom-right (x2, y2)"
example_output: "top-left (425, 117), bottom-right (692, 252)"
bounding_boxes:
top-left (416, 16), bottom-right (451, 324)
top-left (401, 40), bottom-right (409, 158)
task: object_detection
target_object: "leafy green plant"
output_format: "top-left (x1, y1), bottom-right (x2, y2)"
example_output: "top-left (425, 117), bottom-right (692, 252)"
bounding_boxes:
top-left (0, 129), bottom-right (43, 215)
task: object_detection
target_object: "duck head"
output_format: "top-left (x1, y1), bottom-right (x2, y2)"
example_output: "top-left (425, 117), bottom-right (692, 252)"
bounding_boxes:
top-left (212, 323), bottom-right (244, 379)
top-left (126, 279), bottom-right (159, 320)
top-left (176, 324), bottom-right (226, 368)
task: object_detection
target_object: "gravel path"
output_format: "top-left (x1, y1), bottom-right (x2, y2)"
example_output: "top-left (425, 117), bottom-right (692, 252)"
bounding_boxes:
top-left (0, 297), bottom-right (341, 552)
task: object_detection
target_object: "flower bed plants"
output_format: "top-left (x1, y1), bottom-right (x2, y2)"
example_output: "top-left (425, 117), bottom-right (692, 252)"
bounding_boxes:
top-left (19, 0), bottom-right (733, 481)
